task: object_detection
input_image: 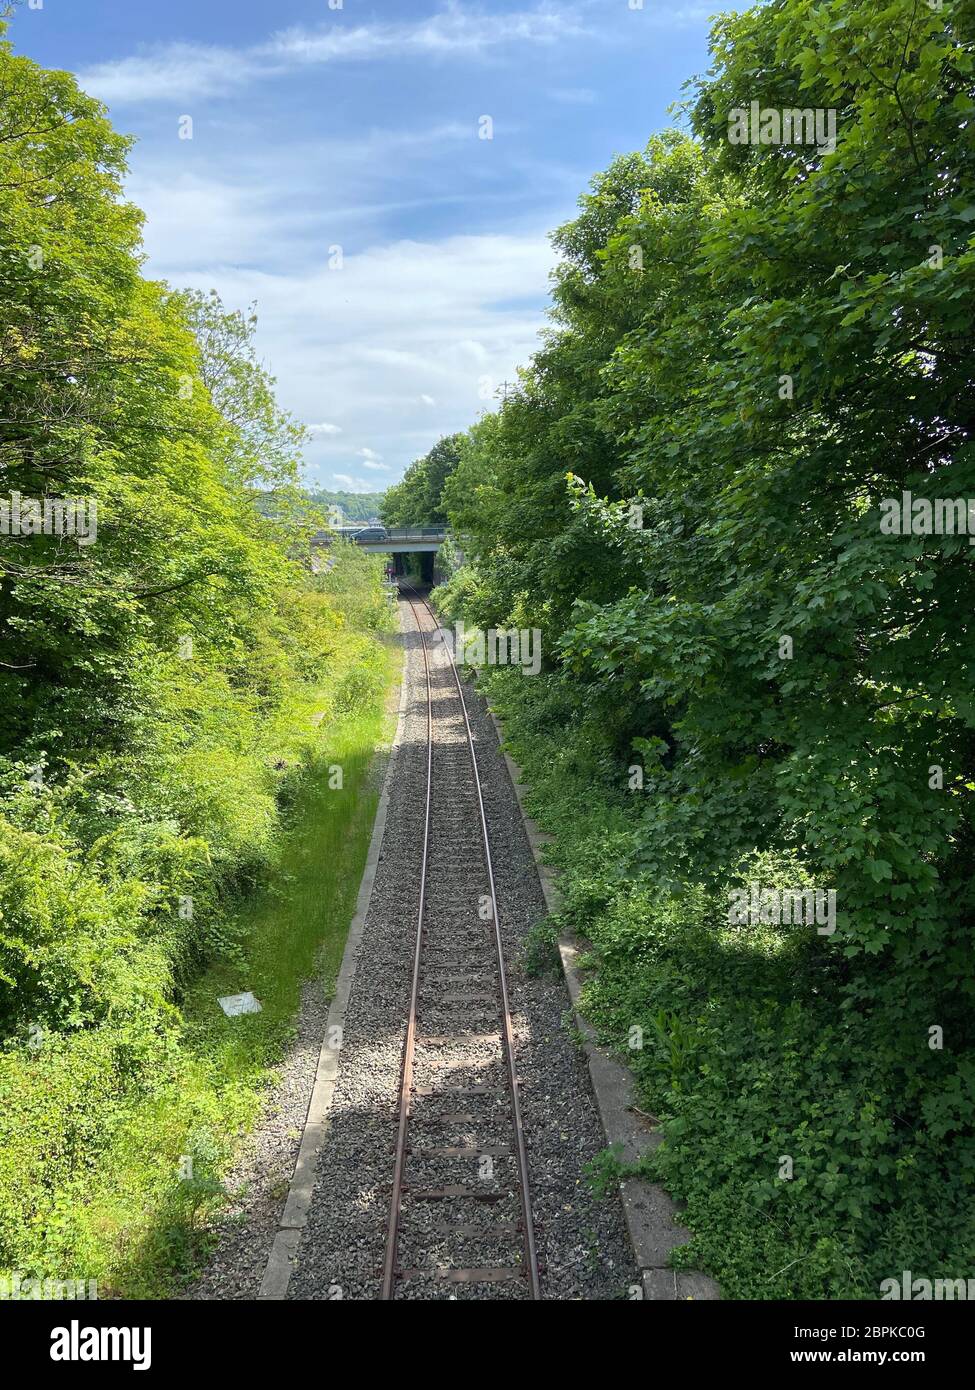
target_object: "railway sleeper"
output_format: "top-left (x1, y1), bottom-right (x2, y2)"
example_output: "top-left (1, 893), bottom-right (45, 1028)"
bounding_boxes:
top-left (412, 1084), bottom-right (506, 1097)
top-left (404, 1184), bottom-right (514, 1202)
top-left (396, 1267), bottom-right (523, 1284)
top-left (420, 972), bottom-right (497, 986)
top-left (407, 1144), bottom-right (510, 1158)
top-left (419, 991), bottom-right (498, 1004)
top-left (415, 1032), bottom-right (503, 1047)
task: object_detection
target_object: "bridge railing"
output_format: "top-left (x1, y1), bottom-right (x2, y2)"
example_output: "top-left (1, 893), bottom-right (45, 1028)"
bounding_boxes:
top-left (382, 527), bottom-right (447, 540)
top-left (310, 526), bottom-right (449, 547)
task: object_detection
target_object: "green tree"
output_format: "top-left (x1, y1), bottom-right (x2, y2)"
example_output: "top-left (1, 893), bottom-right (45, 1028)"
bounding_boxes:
top-left (173, 288), bottom-right (307, 489)
top-left (0, 27), bottom-right (305, 762)
top-left (439, 0), bottom-right (975, 1289)
top-left (381, 433), bottom-right (463, 525)
top-left (303, 489), bottom-right (385, 522)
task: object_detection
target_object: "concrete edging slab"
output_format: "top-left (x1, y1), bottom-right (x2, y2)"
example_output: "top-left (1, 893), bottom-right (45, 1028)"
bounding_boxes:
top-left (484, 703), bottom-right (721, 1303)
top-left (258, 632), bottom-right (410, 1300)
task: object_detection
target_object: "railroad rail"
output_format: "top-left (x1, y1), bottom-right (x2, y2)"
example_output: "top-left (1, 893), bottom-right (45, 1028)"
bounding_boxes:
top-left (380, 583), bottom-right (541, 1300)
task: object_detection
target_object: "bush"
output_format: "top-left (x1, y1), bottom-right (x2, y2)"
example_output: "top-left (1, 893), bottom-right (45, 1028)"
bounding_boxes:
top-left (480, 665), bottom-right (975, 1298)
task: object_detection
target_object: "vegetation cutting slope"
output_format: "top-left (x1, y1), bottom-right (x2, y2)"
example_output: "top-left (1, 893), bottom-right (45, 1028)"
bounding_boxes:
top-left (428, 0), bottom-right (975, 1296)
top-left (0, 24), bottom-right (395, 1294)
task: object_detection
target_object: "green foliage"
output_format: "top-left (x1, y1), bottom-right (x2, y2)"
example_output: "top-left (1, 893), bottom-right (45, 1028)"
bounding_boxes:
top-left (486, 671), bottom-right (975, 1298)
top-left (0, 31), bottom-right (397, 1294)
top-left (445, 0), bottom-right (975, 1297)
top-left (0, 543), bottom-right (395, 1295)
top-left (174, 288), bottom-right (308, 489)
top-left (381, 433), bottom-right (464, 526)
top-left (521, 917), bottom-right (562, 978)
top-left (302, 489), bottom-right (385, 523)
top-left (583, 1145), bottom-right (630, 1200)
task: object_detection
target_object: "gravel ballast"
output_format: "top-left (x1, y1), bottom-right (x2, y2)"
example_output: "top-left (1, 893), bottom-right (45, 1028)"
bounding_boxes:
top-left (190, 596), bottom-right (636, 1300)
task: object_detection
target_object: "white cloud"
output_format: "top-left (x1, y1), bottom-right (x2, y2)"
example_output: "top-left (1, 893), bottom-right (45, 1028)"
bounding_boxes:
top-left (331, 474), bottom-right (380, 493)
top-left (270, 5), bottom-right (578, 64)
top-left (162, 229), bottom-right (554, 483)
top-left (122, 101), bottom-right (562, 486)
top-left (127, 170), bottom-right (309, 272)
top-left (77, 43), bottom-right (259, 105)
top-left (125, 121), bottom-right (497, 278)
top-left (90, 6), bottom-right (584, 489)
top-left (78, 3), bottom-right (587, 105)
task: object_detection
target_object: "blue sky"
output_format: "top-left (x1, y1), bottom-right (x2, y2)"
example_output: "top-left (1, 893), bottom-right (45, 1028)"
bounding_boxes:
top-left (10, 1), bottom-right (717, 492)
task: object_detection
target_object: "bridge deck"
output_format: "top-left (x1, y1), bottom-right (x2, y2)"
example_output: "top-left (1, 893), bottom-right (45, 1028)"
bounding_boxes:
top-left (311, 528), bottom-right (448, 553)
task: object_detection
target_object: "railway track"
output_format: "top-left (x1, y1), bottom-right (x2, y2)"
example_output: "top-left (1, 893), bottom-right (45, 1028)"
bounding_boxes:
top-left (380, 583), bottom-right (541, 1300)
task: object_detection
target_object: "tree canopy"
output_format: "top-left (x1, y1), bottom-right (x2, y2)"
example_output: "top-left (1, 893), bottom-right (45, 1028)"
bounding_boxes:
top-left (381, 433), bottom-right (464, 526)
top-left (435, 0), bottom-right (975, 1290)
top-left (0, 19), bottom-right (392, 1288)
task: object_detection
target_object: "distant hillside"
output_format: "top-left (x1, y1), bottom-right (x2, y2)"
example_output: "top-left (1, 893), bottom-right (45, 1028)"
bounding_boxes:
top-left (307, 489), bottom-right (385, 522)
top-left (255, 488), bottom-right (386, 523)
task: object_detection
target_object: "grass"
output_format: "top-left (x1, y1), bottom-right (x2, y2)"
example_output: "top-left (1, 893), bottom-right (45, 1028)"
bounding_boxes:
top-left (0, 608), bottom-right (401, 1301)
top-left (184, 678), bottom-right (398, 1078)
top-left (107, 640), bottom-right (401, 1298)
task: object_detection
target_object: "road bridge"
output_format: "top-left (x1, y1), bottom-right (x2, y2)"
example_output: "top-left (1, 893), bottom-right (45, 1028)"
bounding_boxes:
top-left (311, 527), bottom-right (448, 553)
top-left (311, 526), bottom-right (451, 582)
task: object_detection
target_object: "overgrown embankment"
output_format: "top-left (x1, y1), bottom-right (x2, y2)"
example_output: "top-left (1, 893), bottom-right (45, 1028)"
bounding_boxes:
top-left (428, 0), bottom-right (975, 1300)
top-left (0, 546), bottom-right (396, 1298)
top-left (471, 667), bottom-right (973, 1299)
top-left (0, 26), bottom-right (397, 1296)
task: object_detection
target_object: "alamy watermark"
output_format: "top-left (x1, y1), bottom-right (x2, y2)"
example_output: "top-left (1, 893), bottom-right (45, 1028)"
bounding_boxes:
top-left (0, 492), bottom-right (97, 545)
top-left (433, 620), bottom-right (541, 676)
top-left (728, 882), bottom-right (837, 935)
top-left (881, 1271), bottom-right (975, 1300)
top-left (50, 1320), bottom-right (150, 1371)
top-left (879, 491), bottom-right (975, 545)
top-left (728, 102), bottom-right (837, 154)
top-left (1, 1271), bottom-right (98, 1300)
